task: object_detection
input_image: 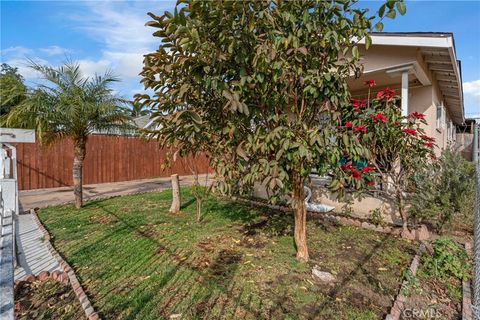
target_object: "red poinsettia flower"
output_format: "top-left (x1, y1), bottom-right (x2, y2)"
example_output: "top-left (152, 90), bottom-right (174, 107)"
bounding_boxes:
top-left (402, 128), bottom-right (417, 136)
top-left (354, 125), bottom-right (367, 133)
top-left (420, 135), bottom-right (435, 142)
top-left (345, 121), bottom-right (353, 128)
top-left (367, 181), bottom-right (375, 185)
top-left (376, 87), bottom-right (396, 100)
top-left (373, 112), bottom-right (387, 123)
top-left (424, 141), bottom-right (434, 148)
top-left (351, 98), bottom-right (366, 111)
top-left (428, 153), bottom-right (437, 160)
top-left (408, 112), bottom-right (426, 120)
top-left (364, 80), bottom-right (376, 87)
top-left (351, 170), bottom-right (361, 180)
top-left (362, 166), bottom-right (372, 173)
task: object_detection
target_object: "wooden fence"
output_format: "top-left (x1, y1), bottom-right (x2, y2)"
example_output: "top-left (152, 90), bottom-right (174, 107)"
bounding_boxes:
top-left (15, 135), bottom-right (210, 190)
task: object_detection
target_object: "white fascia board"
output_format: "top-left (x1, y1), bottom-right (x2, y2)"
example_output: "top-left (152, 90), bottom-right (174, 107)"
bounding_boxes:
top-left (358, 35), bottom-right (453, 48)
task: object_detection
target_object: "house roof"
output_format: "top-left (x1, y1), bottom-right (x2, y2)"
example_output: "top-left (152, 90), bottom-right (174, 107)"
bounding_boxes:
top-left (359, 32), bottom-right (464, 124)
top-left (132, 115), bottom-right (152, 128)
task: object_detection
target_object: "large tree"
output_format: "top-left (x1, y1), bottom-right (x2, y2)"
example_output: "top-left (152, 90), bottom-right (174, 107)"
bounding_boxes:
top-left (0, 63), bottom-right (27, 116)
top-left (5, 61), bottom-right (131, 208)
top-left (138, 0), bottom-right (406, 262)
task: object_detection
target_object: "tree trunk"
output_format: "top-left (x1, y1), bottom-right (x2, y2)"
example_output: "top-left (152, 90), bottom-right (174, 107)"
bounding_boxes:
top-left (169, 174), bottom-right (181, 214)
top-left (397, 190), bottom-right (408, 231)
top-left (196, 198), bottom-right (202, 222)
top-left (292, 171), bottom-right (309, 262)
top-left (73, 137), bottom-right (86, 209)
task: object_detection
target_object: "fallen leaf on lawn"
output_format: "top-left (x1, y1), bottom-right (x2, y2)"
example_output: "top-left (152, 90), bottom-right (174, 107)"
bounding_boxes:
top-left (300, 286), bottom-right (308, 290)
top-left (243, 260), bottom-right (252, 265)
top-left (378, 267), bottom-right (388, 271)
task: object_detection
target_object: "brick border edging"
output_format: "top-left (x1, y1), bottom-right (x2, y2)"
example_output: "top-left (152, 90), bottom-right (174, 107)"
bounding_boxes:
top-left (385, 244), bottom-right (425, 320)
top-left (230, 196), bottom-right (430, 241)
top-left (29, 210), bottom-right (100, 320)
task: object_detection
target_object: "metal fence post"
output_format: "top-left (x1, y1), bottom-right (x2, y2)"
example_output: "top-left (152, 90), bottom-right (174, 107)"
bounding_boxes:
top-left (474, 163), bottom-right (480, 319)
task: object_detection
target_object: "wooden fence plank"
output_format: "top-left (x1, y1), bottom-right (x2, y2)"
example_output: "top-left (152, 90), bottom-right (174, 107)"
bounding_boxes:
top-left (14, 135), bottom-right (210, 190)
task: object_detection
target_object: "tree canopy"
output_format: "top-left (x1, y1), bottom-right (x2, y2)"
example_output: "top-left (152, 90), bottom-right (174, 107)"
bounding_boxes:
top-left (138, 0), bottom-right (407, 261)
top-left (0, 63), bottom-right (27, 116)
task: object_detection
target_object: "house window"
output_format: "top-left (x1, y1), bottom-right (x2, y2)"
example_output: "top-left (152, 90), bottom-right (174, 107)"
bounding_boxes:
top-left (436, 103), bottom-right (444, 131)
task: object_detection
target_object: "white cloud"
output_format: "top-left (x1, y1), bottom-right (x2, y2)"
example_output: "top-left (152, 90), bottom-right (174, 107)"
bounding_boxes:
top-left (39, 46), bottom-right (72, 56)
top-left (464, 80), bottom-right (480, 104)
top-left (0, 46), bottom-right (34, 56)
top-left (2, 57), bottom-right (50, 80)
top-left (1, 1), bottom-right (173, 97)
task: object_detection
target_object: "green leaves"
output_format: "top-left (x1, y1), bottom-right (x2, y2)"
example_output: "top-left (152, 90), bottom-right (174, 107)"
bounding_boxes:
top-left (138, 0), bottom-right (409, 205)
top-left (374, 22), bottom-right (384, 32)
top-left (396, 1), bottom-right (407, 15)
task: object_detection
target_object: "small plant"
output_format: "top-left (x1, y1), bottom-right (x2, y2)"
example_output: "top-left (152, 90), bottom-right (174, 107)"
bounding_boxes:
top-left (400, 270), bottom-right (422, 297)
top-left (341, 199), bottom-right (354, 217)
top-left (369, 208), bottom-right (386, 227)
top-left (419, 238), bottom-right (470, 281)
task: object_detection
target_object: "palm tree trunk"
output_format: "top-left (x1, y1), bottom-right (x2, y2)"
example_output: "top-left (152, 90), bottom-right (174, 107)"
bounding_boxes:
top-left (292, 170), bottom-right (309, 262)
top-left (73, 137), bottom-right (86, 209)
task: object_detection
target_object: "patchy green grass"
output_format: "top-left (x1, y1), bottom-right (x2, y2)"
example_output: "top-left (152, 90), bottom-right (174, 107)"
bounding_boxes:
top-left (39, 189), bottom-right (416, 320)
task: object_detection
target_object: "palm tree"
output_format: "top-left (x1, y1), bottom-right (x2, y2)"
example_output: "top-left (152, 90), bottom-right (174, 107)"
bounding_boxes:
top-left (5, 61), bottom-right (131, 208)
top-left (129, 100), bottom-right (150, 117)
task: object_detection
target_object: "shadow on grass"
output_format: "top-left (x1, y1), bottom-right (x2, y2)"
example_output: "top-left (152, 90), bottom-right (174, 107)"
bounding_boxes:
top-left (51, 193), bottom-right (408, 319)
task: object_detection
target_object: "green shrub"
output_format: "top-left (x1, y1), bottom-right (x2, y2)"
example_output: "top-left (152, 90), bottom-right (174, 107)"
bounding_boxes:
top-left (419, 238), bottom-right (470, 281)
top-left (410, 149), bottom-right (476, 233)
top-left (369, 208), bottom-right (386, 227)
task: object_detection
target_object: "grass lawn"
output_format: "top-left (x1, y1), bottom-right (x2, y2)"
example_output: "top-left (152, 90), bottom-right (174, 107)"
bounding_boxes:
top-left (38, 188), bottom-right (417, 320)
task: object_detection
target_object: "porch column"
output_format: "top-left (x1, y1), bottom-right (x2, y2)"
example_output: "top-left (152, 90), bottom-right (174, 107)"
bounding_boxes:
top-left (401, 70), bottom-right (409, 118)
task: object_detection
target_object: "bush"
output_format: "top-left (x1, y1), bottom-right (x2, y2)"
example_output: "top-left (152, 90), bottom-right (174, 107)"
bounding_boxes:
top-left (410, 149), bottom-right (476, 233)
top-left (419, 238), bottom-right (470, 281)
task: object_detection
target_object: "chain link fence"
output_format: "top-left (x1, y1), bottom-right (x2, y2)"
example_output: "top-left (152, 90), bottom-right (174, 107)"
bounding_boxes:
top-left (474, 163), bottom-right (479, 319)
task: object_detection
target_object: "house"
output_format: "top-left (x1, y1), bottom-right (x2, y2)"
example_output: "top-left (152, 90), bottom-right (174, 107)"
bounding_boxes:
top-left (310, 32), bottom-right (467, 224)
top-left (348, 32), bottom-right (464, 155)
top-left (456, 115), bottom-right (480, 162)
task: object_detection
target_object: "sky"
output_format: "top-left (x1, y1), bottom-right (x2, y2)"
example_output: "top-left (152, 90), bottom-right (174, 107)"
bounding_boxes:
top-left (1, 0), bottom-right (479, 116)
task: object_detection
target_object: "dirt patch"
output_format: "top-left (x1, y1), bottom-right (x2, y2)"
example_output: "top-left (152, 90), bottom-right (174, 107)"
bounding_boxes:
top-left (239, 235), bottom-right (267, 249)
top-left (15, 279), bottom-right (85, 320)
top-left (209, 249), bottom-right (243, 278)
top-left (400, 277), bottom-right (461, 319)
top-left (89, 214), bottom-right (117, 224)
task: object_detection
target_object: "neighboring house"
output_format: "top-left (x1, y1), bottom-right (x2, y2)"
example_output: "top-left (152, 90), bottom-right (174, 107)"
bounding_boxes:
top-left (349, 32), bottom-right (464, 155)
top-left (456, 115), bottom-right (480, 162)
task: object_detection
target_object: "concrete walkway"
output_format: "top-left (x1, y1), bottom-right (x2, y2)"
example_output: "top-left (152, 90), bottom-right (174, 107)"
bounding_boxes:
top-left (19, 175), bottom-right (209, 211)
top-left (14, 214), bottom-right (61, 280)
top-left (15, 175), bottom-right (210, 280)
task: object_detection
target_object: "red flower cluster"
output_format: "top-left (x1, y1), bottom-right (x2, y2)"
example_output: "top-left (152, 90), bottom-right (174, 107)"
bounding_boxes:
top-left (367, 181), bottom-right (376, 185)
top-left (376, 87), bottom-right (396, 101)
top-left (362, 166), bottom-right (374, 173)
top-left (354, 125), bottom-right (367, 133)
top-left (345, 121), bottom-right (353, 128)
top-left (402, 128), bottom-right (417, 136)
top-left (364, 80), bottom-right (376, 87)
top-left (420, 135), bottom-right (435, 142)
top-left (428, 153), bottom-right (436, 160)
top-left (373, 112), bottom-right (387, 123)
top-left (408, 112), bottom-right (426, 120)
top-left (351, 98), bottom-right (366, 111)
top-left (351, 170), bottom-right (361, 180)
top-left (340, 163), bottom-right (361, 180)
top-left (424, 142), bottom-right (434, 148)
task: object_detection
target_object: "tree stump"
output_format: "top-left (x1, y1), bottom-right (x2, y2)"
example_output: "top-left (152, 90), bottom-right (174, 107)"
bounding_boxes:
top-left (169, 174), bottom-right (181, 214)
